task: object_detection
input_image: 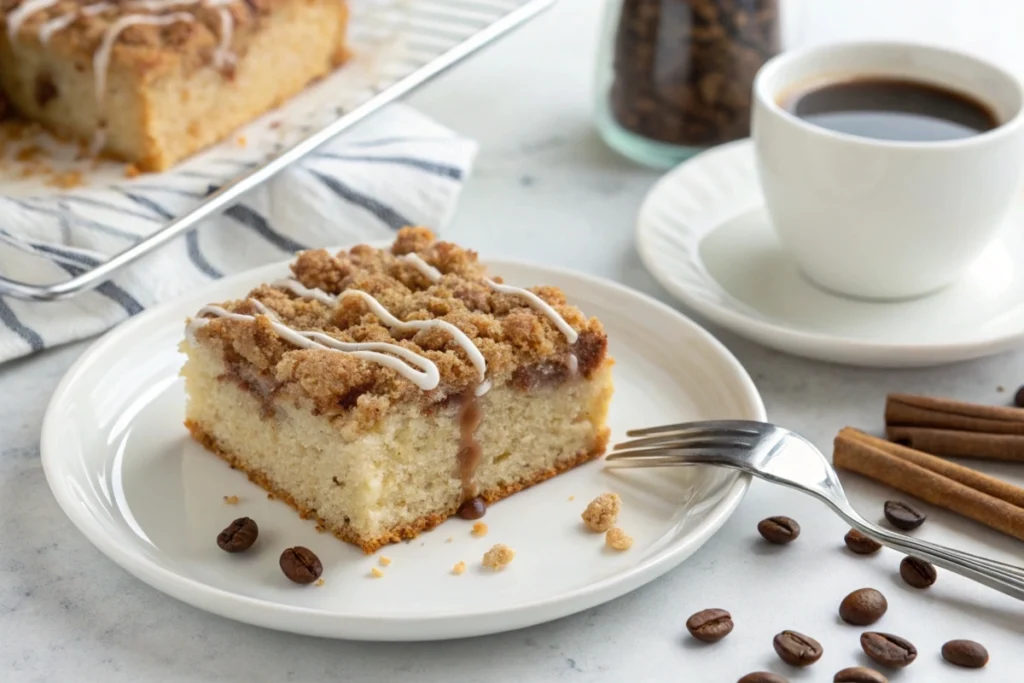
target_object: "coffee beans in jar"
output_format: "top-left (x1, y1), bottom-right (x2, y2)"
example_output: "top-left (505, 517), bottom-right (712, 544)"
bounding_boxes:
top-left (597, 0), bottom-right (781, 167)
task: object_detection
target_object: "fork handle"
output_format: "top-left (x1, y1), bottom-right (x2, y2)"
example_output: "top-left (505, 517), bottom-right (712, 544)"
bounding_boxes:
top-left (840, 509), bottom-right (1024, 601)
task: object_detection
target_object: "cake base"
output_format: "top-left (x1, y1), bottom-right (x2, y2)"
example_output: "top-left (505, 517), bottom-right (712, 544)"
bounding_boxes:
top-left (187, 420), bottom-right (608, 554)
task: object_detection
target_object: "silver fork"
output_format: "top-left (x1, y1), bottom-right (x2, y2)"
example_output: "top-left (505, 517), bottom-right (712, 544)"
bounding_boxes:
top-left (607, 420), bottom-right (1024, 601)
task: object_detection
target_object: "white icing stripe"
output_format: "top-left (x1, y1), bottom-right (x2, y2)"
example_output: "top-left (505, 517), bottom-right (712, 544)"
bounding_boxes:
top-left (401, 252), bottom-right (578, 344)
top-left (342, 289), bottom-right (488, 382)
top-left (38, 2), bottom-right (112, 44)
top-left (6, 0), bottom-right (60, 42)
top-left (271, 277), bottom-right (489, 387)
top-left (401, 253), bottom-right (443, 282)
top-left (567, 353), bottom-right (578, 375)
top-left (93, 13), bottom-right (195, 105)
top-left (186, 303), bottom-right (442, 390)
top-left (212, 6), bottom-right (235, 71)
top-left (37, 12), bottom-right (77, 42)
top-left (484, 279), bottom-right (579, 343)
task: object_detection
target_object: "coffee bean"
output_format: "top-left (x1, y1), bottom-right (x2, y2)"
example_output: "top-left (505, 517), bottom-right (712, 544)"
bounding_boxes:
top-left (899, 556), bottom-right (937, 588)
top-left (685, 608), bottom-right (734, 643)
top-left (758, 516), bottom-right (801, 544)
top-left (773, 630), bottom-right (823, 667)
top-left (457, 496), bottom-right (487, 520)
top-left (844, 529), bottom-right (882, 555)
top-left (941, 639), bottom-right (989, 668)
top-left (216, 517), bottom-right (258, 553)
top-left (883, 501), bottom-right (926, 530)
top-left (738, 674), bottom-right (788, 683)
top-left (860, 632), bottom-right (917, 668)
top-left (279, 546), bottom-right (323, 584)
top-left (833, 666), bottom-right (888, 683)
top-left (839, 588), bottom-right (888, 626)
top-left (1014, 384), bottom-right (1024, 407)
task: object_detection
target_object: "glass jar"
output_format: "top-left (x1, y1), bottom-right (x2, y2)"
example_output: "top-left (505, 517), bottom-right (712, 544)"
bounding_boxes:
top-left (594, 0), bottom-right (782, 168)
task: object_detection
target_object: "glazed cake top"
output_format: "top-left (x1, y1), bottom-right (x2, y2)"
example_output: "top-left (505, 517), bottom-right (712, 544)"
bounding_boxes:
top-left (0, 0), bottom-right (291, 74)
top-left (189, 227), bottom-right (609, 422)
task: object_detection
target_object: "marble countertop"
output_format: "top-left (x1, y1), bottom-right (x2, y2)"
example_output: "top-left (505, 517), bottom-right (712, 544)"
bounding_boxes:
top-left (3, 0), bottom-right (1024, 680)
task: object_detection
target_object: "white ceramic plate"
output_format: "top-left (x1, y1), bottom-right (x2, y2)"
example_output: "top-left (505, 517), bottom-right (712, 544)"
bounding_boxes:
top-left (636, 139), bottom-right (1024, 367)
top-left (41, 255), bottom-right (764, 641)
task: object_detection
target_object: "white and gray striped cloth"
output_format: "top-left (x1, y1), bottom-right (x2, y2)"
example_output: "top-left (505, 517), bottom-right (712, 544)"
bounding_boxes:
top-left (0, 104), bottom-right (477, 364)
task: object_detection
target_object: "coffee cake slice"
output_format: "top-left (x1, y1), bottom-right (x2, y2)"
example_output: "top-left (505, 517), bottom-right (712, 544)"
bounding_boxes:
top-left (0, 0), bottom-right (349, 171)
top-left (181, 227), bottom-right (614, 553)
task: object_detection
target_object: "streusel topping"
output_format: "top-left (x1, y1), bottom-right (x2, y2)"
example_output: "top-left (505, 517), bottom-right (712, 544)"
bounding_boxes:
top-left (190, 227), bottom-right (609, 425)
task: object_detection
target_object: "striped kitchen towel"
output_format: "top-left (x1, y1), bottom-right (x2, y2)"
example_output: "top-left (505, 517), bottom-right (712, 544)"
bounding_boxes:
top-left (0, 104), bottom-right (477, 364)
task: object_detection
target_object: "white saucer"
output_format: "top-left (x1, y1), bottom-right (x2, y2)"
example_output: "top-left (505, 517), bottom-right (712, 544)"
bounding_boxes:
top-left (636, 139), bottom-right (1024, 367)
top-left (40, 255), bottom-right (764, 641)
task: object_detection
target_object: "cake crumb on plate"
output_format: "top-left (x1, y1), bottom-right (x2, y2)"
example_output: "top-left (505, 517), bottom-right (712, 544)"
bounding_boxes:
top-left (582, 493), bottom-right (620, 532)
top-left (222, 495), bottom-right (239, 505)
top-left (370, 567), bottom-right (384, 578)
top-left (379, 556), bottom-right (392, 567)
top-left (315, 578), bottom-right (325, 587)
top-left (482, 544), bottom-right (514, 570)
top-left (605, 527), bottom-right (633, 551)
top-left (472, 522), bottom-right (488, 537)
top-left (452, 561), bottom-right (466, 575)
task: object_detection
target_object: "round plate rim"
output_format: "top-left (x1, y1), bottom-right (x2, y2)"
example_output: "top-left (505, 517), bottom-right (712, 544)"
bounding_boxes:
top-left (636, 138), bottom-right (1024, 367)
top-left (40, 252), bottom-right (765, 640)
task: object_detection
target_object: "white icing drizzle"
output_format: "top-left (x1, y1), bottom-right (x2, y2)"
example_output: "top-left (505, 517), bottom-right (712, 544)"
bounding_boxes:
top-left (401, 253), bottom-right (443, 282)
top-left (6, 0), bottom-right (60, 42)
top-left (401, 252), bottom-right (578, 344)
top-left (567, 353), bottom-right (579, 376)
top-left (212, 6), bottom-right (235, 71)
top-left (93, 12), bottom-right (195, 104)
top-left (39, 3), bottom-right (112, 45)
top-left (186, 303), bottom-right (442, 391)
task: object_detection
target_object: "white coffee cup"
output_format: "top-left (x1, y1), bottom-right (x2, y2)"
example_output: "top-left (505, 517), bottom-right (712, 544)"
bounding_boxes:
top-left (752, 41), bottom-right (1024, 300)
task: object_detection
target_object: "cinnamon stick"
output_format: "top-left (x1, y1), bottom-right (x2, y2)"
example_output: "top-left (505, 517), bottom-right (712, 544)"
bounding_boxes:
top-left (887, 425), bottom-right (1024, 462)
top-left (886, 393), bottom-right (1024, 435)
top-left (834, 427), bottom-right (1024, 542)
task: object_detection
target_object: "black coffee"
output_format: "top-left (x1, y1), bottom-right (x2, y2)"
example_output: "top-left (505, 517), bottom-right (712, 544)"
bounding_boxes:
top-left (783, 78), bottom-right (998, 141)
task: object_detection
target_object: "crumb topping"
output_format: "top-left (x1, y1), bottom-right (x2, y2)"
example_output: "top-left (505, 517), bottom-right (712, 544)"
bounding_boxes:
top-left (471, 521), bottom-right (488, 537)
top-left (481, 544), bottom-right (514, 570)
top-left (605, 527), bottom-right (633, 551)
top-left (582, 493), bottom-right (620, 532)
top-left (191, 227), bottom-right (609, 429)
top-left (0, 0), bottom-right (277, 75)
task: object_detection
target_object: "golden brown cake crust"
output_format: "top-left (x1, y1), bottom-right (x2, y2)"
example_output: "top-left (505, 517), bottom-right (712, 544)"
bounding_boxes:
top-left (192, 227), bottom-right (610, 427)
top-left (186, 419), bottom-right (611, 554)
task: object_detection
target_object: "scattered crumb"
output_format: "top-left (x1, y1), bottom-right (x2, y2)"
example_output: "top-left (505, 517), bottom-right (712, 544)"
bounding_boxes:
top-left (314, 523), bottom-right (326, 533)
top-left (315, 578), bottom-right (325, 587)
top-left (370, 567), bottom-right (384, 578)
top-left (998, 385), bottom-right (1006, 392)
top-left (46, 170), bottom-right (83, 189)
top-left (124, 163), bottom-right (141, 179)
top-left (605, 527), bottom-right (633, 551)
top-left (452, 561), bottom-right (466, 575)
top-left (379, 556), bottom-right (392, 567)
top-left (482, 544), bottom-right (515, 570)
top-left (446, 536), bottom-right (453, 543)
top-left (266, 493), bottom-right (274, 500)
top-left (582, 493), bottom-right (621, 532)
top-left (472, 522), bottom-right (488, 537)
top-left (568, 495), bottom-right (575, 501)
top-left (236, 135), bottom-right (247, 147)
top-left (222, 495), bottom-right (239, 505)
